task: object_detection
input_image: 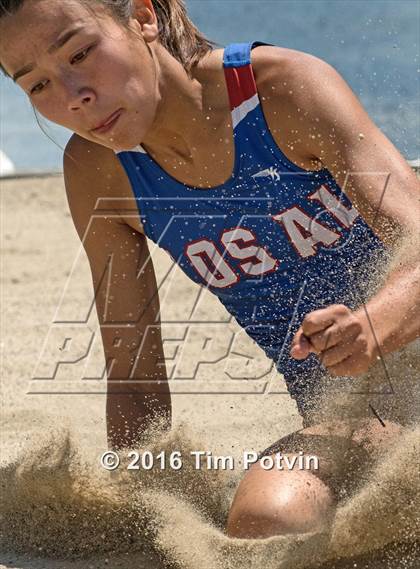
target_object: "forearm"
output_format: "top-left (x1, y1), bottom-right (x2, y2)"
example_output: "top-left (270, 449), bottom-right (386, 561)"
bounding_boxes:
top-left (102, 325), bottom-right (171, 450)
top-left (107, 381), bottom-right (172, 450)
top-left (357, 243), bottom-right (420, 357)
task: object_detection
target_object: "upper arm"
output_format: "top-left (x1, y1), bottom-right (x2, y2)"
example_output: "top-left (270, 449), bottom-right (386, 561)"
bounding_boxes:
top-left (255, 47), bottom-right (420, 245)
top-left (63, 135), bottom-right (165, 383)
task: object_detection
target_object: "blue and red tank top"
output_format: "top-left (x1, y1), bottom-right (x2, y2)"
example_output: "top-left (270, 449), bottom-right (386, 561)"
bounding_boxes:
top-left (116, 41), bottom-right (386, 410)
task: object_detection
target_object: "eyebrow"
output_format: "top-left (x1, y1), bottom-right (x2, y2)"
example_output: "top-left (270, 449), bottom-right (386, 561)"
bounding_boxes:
top-left (12, 26), bottom-right (85, 82)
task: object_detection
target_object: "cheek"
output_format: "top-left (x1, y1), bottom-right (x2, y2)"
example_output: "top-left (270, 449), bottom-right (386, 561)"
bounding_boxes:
top-left (122, 63), bottom-right (159, 120)
top-left (105, 41), bottom-right (156, 98)
top-left (102, 58), bottom-right (159, 129)
top-left (32, 97), bottom-right (70, 129)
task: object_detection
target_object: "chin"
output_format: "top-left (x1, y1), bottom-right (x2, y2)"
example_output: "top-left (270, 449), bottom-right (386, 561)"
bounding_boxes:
top-left (85, 129), bottom-right (143, 153)
top-left (112, 135), bottom-right (143, 153)
top-left (110, 143), bottom-right (134, 153)
top-left (90, 136), bottom-right (131, 153)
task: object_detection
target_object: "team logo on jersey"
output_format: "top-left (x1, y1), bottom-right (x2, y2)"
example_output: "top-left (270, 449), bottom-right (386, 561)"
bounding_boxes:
top-left (251, 167), bottom-right (280, 182)
top-left (183, 184), bottom-right (359, 289)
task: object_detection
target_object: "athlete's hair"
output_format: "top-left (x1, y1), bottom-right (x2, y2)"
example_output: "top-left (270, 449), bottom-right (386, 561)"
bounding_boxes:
top-left (0, 0), bottom-right (218, 78)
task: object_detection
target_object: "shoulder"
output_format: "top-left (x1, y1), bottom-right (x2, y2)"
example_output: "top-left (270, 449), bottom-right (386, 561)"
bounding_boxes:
top-left (63, 134), bottom-right (143, 233)
top-left (63, 134), bottom-right (121, 215)
top-left (250, 44), bottom-right (338, 99)
top-left (249, 44), bottom-right (369, 139)
top-left (249, 45), bottom-right (373, 168)
top-left (63, 134), bottom-right (124, 184)
top-left (249, 46), bottom-right (335, 170)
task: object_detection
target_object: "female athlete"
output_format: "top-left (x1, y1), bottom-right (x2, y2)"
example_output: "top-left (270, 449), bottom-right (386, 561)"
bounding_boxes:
top-left (1, 0), bottom-right (419, 540)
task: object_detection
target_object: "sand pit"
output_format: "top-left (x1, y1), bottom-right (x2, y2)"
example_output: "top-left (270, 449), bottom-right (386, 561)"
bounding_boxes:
top-left (1, 175), bottom-right (419, 568)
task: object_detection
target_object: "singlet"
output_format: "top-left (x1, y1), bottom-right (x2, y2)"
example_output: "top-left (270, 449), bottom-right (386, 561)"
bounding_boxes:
top-left (116, 41), bottom-right (386, 412)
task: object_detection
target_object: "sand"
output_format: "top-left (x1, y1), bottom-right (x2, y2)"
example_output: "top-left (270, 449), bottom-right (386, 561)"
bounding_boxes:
top-left (1, 174), bottom-right (419, 568)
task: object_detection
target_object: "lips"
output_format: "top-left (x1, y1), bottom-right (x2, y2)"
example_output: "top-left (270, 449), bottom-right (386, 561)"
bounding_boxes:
top-left (91, 109), bottom-right (122, 133)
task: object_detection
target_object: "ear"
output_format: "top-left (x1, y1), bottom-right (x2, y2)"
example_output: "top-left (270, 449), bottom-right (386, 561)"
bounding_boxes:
top-left (130, 0), bottom-right (159, 42)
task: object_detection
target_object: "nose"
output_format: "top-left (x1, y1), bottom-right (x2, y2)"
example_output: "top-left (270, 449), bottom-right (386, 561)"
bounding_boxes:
top-left (66, 86), bottom-right (97, 112)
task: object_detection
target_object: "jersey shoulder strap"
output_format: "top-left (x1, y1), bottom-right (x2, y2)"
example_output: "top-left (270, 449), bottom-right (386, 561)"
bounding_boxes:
top-left (222, 41), bottom-right (274, 129)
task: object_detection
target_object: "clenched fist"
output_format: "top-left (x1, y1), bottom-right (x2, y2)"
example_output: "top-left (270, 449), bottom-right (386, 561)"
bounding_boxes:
top-left (290, 304), bottom-right (379, 376)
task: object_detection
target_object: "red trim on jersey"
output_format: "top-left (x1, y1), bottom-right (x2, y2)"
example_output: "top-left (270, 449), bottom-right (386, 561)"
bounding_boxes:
top-left (223, 65), bottom-right (258, 111)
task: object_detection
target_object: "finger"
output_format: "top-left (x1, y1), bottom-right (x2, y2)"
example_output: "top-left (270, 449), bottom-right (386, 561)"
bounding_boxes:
top-left (323, 333), bottom-right (369, 373)
top-left (290, 329), bottom-right (313, 360)
top-left (310, 319), bottom-right (360, 352)
top-left (301, 304), bottom-right (349, 336)
top-left (319, 342), bottom-right (355, 368)
top-left (309, 325), bottom-right (341, 352)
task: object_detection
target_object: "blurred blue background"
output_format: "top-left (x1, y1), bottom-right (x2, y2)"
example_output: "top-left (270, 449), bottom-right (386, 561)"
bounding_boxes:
top-left (0, 0), bottom-right (418, 172)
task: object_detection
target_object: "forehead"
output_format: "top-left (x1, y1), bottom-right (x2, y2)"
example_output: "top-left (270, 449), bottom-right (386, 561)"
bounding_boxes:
top-left (0, 0), bottom-right (109, 71)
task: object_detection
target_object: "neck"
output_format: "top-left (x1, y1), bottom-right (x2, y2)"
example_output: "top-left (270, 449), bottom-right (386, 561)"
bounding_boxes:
top-left (141, 44), bottom-right (229, 164)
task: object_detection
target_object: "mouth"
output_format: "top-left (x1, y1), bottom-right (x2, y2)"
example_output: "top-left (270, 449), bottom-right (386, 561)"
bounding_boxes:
top-left (91, 109), bottom-right (123, 134)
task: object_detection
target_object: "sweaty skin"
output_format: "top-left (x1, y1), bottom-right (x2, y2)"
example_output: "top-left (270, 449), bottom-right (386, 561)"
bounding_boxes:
top-left (1, 0), bottom-right (419, 539)
top-left (1, 0), bottom-right (418, 382)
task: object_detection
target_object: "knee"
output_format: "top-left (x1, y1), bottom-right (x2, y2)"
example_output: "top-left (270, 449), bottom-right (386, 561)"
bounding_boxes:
top-left (226, 460), bottom-right (335, 539)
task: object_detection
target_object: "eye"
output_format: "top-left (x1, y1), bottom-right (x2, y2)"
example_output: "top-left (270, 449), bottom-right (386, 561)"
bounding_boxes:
top-left (28, 45), bottom-right (95, 96)
top-left (30, 80), bottom-right (48, 95)
top-left (70, 45), bottom-right (93, 65)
